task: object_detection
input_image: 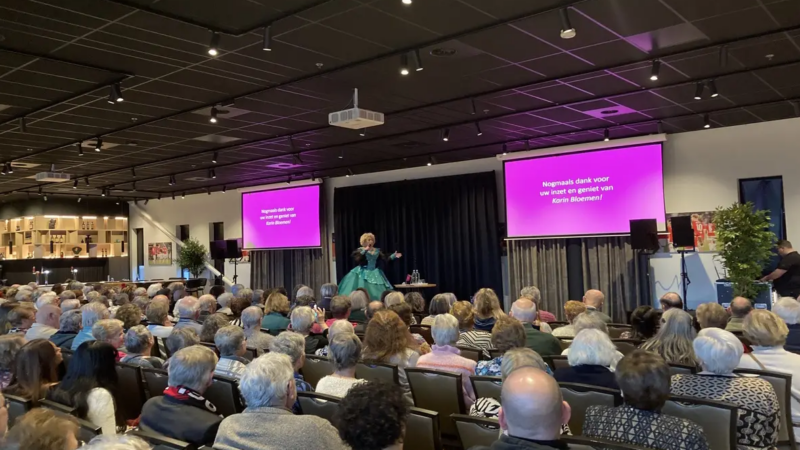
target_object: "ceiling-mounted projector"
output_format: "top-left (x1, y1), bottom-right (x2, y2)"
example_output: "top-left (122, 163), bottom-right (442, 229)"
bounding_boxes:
top-left (328, 88), bottom-right (384, 130)
top-left (35, 164), bottom-right (71, 182)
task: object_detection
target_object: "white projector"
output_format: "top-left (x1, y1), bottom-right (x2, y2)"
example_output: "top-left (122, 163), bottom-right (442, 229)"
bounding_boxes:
top-left (329, 107), bottom-right (384, 129)
top-left (35, 172), bottom-right (71, 182)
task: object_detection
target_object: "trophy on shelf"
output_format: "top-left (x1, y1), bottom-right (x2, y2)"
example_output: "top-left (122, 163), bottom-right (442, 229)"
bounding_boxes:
top-left (72, 246), bottom-right (82, 257)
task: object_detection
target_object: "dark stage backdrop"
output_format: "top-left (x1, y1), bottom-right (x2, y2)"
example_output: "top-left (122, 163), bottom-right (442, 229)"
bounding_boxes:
top-left (334, 172), bottom-right (502, 300)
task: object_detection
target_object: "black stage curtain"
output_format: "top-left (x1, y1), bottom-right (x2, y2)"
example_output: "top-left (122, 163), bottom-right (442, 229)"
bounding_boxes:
top-left (334, 172), bottom-right (502, 300)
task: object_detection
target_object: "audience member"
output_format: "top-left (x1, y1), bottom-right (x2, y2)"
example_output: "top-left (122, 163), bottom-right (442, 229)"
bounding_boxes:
top-left (81, 435), bottom-right (151, 450)
top-left (405, 291), bottom-right (426, 317)
top-left (3, 409), bottom-right (79, 450)
top-left (174, 297), bottom-right (203, 334)
top-left (554, 329), bottom-right (619, 389)
top-left (7, 305), bottom-right (35, 335)
top-left (471, 367), bottom-right (572, 450)
top-left (380, 290), bottom-right (392, 304)
top-left (316, 319), bottom-right (357, 357)
top-left (201, 313), bottom-right (231, 343)
top-left (109, 293), bottom-right (129, 316)
top-left (197, 294), bottom-right (217, 323)
top-left (473, 288), bottom-right (504, 332)
top-left (327, 295), bottom-right (357, 327)
top-left (165, 328), bottom-right (200, 359)
top-left (737, 309), bottom-right (800, 439)
top-left (229, 295), bottom-right (250, 327)
top-left (35, 292), bottom-right (59, 310)
top-left (140, 345), bottom-right (222, 447)
top-left (319, 283), bottom-right (339, 310)
top-left (362, 310), bottom-right (420, 403)
top-left (640, 308), bottom-right (699, 367)
top-left (25, 303), bottom-right (61, 341)
top-left (114, 303), bottom-right (142, 331)
top-left (335, 381), bottom-right (408, 450)
top-left (0, 301), bottom-right (21, 334)
top-left (416, 313), bottom-right (477, 407)
top-left (726, 296), bottom-right (753, 332)
top-left (551, 300), bottom-right (586, 338)
top-left (420, 294), bottom-right (450, 326)
top-left (295, 285), bottom-right (314, 300)
top-left (241, 306), bottom-right (273, 352)
top-left (621, 305), bottom-right (660, 340)
top-left (213, 352), bottom-right (346, 450)
top-left (382, 292), bottom-right (403, 309)
top-left (232, 284), bottom-right (246, 297)
top-left (510, 298), bottom-right (560, 356)
top-left (50, 309), bottom-right (81, 350)
top-left (584, 350), bottom-right (709, 450)
top-left (291, 305), bottom-right (329, 353)
top-left (61, 298), bottom-right (81, 313)
top-left (0, 334), bottom-right (24, 388)
top-left (92, 319), bottom-right (127, 357)
top-left (659, 292), bottom-right (684, 311)
top-left (146, 283), bottom-right (162, 299)
top-left (262, 291), bottom-right (290, 334)
top-left (5, 339), bottom-right (61, 402)
top-left (217, 292), bottom-right (234, 316)
top-left (520, 286), bottom-right (557, 323)
top-left (252, 289), bottom-right (265, 308)
top-left (169, 282), bottom-right (186, 305)
top-left (452, 300), bottom-right (492, 357)
top-left (120, 325), bottom-right (164, 369)
top-left (476, 316), bottom-right (527, 376)
top-left (72, 302), bottom-right (109, 350)
top-left (270, 331), bottom-right (314, 413)
top-left (48, 341), bottom-right (123, 435)
top-left (366, 300), bottom-right (384, 321)
top-left (390, 302), bottom-right (430, 354)
top-left (214, 325), bottom-right (249, 380)
top-left (672, 327), bottom-right (779, 449)
top-left (145, 300), bottom-right (173, 340)
top-left (349, 289), bottom-right (369, 323)
top-left (316, 333), bottom-right (365, 397)
top-left (582, 289), bottom-right (611, 323)
top-left (773, 296), bottom-right (800, 347)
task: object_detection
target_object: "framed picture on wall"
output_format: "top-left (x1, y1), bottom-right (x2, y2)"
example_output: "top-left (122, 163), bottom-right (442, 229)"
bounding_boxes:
top-left (148, 242), bottom-right (173, 266)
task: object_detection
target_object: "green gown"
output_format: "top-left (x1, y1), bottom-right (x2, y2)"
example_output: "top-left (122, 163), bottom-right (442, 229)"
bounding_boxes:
top-left (338, 248), bottom-right (396, 300)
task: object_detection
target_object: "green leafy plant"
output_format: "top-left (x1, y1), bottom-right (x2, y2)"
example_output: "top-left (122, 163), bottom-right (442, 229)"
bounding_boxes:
top-left (176, 238), bottom-right (208, 279)
top-left (713, 202), bottom-right (776, 298)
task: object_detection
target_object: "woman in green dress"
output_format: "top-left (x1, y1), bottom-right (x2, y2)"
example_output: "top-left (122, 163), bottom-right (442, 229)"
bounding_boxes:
top-left (338, 232), bottom-right (402, 300)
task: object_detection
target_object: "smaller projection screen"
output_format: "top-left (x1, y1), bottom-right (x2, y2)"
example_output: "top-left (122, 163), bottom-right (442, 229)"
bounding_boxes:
top-left (241, 184), bottom-right (321, 249)
top-left (504, 143), bottom-right (666, 238)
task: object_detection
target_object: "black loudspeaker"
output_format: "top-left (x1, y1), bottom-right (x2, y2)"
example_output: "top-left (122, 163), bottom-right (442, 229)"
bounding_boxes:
top-left (225, 239), bottom-right (242, 258)
top-left (630, 219), bottom-right (659, 251)
top-left (671, 215), bottom-right (695, 248)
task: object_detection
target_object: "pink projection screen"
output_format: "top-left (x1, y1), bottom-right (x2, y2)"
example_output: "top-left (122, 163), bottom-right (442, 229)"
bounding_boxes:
top-left (241, 184), bottom-right (321, 249)
top-left (504, 143), bottom-right (666, 238)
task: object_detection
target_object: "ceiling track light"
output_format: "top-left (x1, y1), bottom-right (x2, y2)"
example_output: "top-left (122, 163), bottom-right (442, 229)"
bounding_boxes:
top-left (288, 135), bottom-right (296, 151)
top-left (411, 49), bottom-right (423, 72)
top-left (262, 24), bottom-right (272, 51)
top-left (402, 0), bottom-right (412, 4)
top-left (427, 156), bottom-right (435, 166)
top-left (293, 153), bottom-right (303, 165)
top-left (172, 192), bottom-right (176, 200)
top-left (311, 172), bottom-right (317, 182)
top-left (703, 114), bottom-right (711, 129)
top-left (182, 192), bottom-right (186, 199)
top-left (708, 79), bottom-right (719, 98)
top-left (43, 195), bottom-right (47, 202)
top-left (559, 8), bottom-right (576, 39)
top-left (38, 186), bottom-right (42, 196)
top-left (158, 193), bottom-right (162, 200)
top-left (475, 122), bottom-right (483, 136)
top-left (77, 196), bottom-right (82, 203)
top-left (95, 138), bottom-right (103, 152)
top-left (222, 186), bottom-right (227, 194)
top-left (793, 101), bottom-right (800, 118)
top-left (207, 188), bottom-right (211, 195)
top-left (286, 175), bottom-right (292, 185)
top-left (212, 151), bottom-right (218, 164)
top-left (399, 53), bottom-right (409, 76)
top-left (502, 143), bottom-right (508, 156)
top-left (210, 106), bottom-right (218, 124)
top-left (442, 128), bottom-right (450, 142)
top-left (694, 82), bottom-right (705, 100)
top-left (131, 167), bottom-right (136, 178)
top-left (108, 83), bottom-right (123, 104)
top-left (657, 121), bottom-right (664, 134)
top-left (209, 168), bottom-right (216, 179)
top-left (85, 177), bottom-right (90, 186)
top-left (1, 165), bottom-right (5, 176)
top-left (77, 142), bottom-right (84, 156)
top-left (603, 128), bottom-right (610, 141)
top-left (73, 179), bottom-right (78, 189)
top-left (132, 181), bottom-right (137, 192)
top-left (19, 117), bottom-right (27, 133)
top-left (650, 60), bottom-right (660, 81)
top-left (359, 128), bottom-right (366, 137)
top-left (101, 189), bottom-right (106, 197)
top-left (525, 140), bottom-right (531, 151)
top-left (6, 163), bottom-right (12, 174)
top-left (719, 45), bottom-right (728, 68)
top-left (470, 99), bottom-right (477, 115)
top-left (346, 168), bottom-right (354, 177)
top-left (208, 31), bottom-right (220, 56)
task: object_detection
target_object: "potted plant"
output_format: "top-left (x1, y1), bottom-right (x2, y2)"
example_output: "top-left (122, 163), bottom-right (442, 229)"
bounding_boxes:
top-left (176, 238), bottom-right (208, 279)
top-left (713, 202), bottom-right (776, 298)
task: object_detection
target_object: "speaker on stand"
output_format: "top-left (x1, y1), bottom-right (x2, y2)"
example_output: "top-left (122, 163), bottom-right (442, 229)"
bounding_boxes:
top-left (670, 215), bottom-right (696, 311)
top-left (630, 219), bottom-right (660, 310)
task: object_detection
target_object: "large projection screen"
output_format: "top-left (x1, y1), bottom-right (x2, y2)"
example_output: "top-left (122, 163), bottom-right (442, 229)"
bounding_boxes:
top-left (241, 184), bottom-right (322, 250)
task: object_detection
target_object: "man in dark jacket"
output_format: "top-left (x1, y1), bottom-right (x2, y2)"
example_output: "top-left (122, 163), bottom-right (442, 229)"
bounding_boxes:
top-left (49, 309), bottom-right (81, 350)
top-left (510, 299), bottom-right (562, 357)
top-left (140, 345), bottom-right (222, 447)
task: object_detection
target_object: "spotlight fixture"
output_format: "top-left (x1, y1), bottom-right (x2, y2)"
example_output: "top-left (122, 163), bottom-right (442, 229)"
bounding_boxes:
top-left (77, 142), bottom-right (83, 156)
top-left (694, 82), bottom-right (704, 100)
top-left (85, 177), bottom-right (90, 186)
top-left (262, 25), bottom-right (272, 51)
top-left (19, 117), bottom-right (27, 133)
top-left (182, 192), bottom-right (185, 199)
top-left (703, 114), bottom-right (711, 129)
top-left (427, 156), bottom-right (434, 166)
top-left (38, 186), bottom-right (42, 196)
top-left (73, 179), bottom-right (78, 189)
top-left (402, 0), bottom-right (411, 4)
top-left (412, 49), bottom-right (423, 72)
top-left (286, 175), bottom-right (292, 185)
top-left (132, 181), bottom-right (137, 192)
top-left (144, 199), bottom-right (149, 205)
top-left (1, 165), bottom-right (5, 176)
top-left (311, 172), bottom-right (317, 182)
top-left (292, 153), bottom-right (303, 165)
top-left (222, 186), bottom-right (227, 194)
top-left (210, 168), bottom-right (216, 179)
top-left (708, 79), bottom-right (719, 98)
top-left (95, 138), bottom-right (103, 152)
top-left (6, 163), bottom-right (12, 174)
top-left (657, 121), bottom-right (664, 134)
top-left (359, 128), bottom-right (366, 137)
top-left (470, 98), bottom-right (477, 115)
top-left (288, 136), bottom-right (296, 151)
top-left (339, 149), bottom-right (344, 159)
top-left (43, 195), bottom-right (47, 202)
top-left (210, 107), bottom-right (218, 124)
top-left (131, 167), bottom-right (136, 178)
top-left (158, 193), bottom-right (162, 200)
top-left (719, 45), bottom-right (728, 67)
top-left (442, 128), bottom-right (450, 142)
top-left (207, 31), bottom-right (220, 56)
top-left (502, 143), bottom-right (507, 156)
top-left (101, 189), bottom-right (106, 197)
top-left (77, 196), bottom-right (82, 203)
top-left (793, 101), bottom-right (800, 118)
top-left (604, 128), bottom-right (610, 142)
top-left (559, 8), bottom-right (576, 39)
top-left (650, 60), bottom-right (660, 81)
top-left (475, 122), bottom-right (483, 136)
top-left (346, 168), bottom-right (354, 177)
top-left (399, 53), bottom-right (409, 76)
top-left (115, 198), bottom-right (120, 205)
top-left (172, 192), bottom-right (176, 200)
top-left (212, 151), bottom-right (218, 164)
top-left (207, 188), bottom-right (211, 195)
top-left (108, 83), bottom-right (123, 104)
top-left (525, 139), bottom-right (531, 151)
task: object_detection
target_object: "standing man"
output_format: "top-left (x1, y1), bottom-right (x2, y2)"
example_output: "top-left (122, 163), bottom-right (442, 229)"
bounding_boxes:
top-left (761, 240), bottom-right (800, 298)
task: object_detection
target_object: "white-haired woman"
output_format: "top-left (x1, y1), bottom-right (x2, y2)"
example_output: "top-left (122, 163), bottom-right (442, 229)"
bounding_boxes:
top-left (672, 327), bottom-right (780, 450)
top-left (416, 314), bottom-right (477, 407)
top-left (738, 309), bottom-right (800, 440)
top-left (773, 297), bottom-right (800, 347)
top-left (315, 319), bottom-right (356, 357)
top-left (554, 328), bottom-right (620, 389)
top-left (640, 308), bottom-right (699, 367)
top-left (290, 306), bottom-right (329, 353)
top-left (315, 334), bottom-right (365, 397)
top-left (337, 232), bottom-right (402, 300)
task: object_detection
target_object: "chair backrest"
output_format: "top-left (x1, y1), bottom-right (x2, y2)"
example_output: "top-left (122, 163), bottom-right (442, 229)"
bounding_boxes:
top-left (39, 399), bottom-right (101, 444)
top-left (301, 355), bottom-right (335, 389)
top-left (607, 323), bottom-right (632, 339)
top-left (356, 362), bottom-right (399, 385)
top-left (549, 355), bottom-right (570, 371)
top-left (115, 362), bottom-right (147, 420)
top-left (559, 382), bottom-right (623, 435)
top-left (129, 429), bottom-right (192, 449)
top-left (456, 346), bottom-right (481, 363)
top-left (734, 368), bottom-right (797, 450)
top-left (199, 341), bottom-right (220, 356)
top-left (410, 325), bottom-right (433, 345)
top-left (562, 436), bottom-right (658, 450)
top-left (611, 339), bottom-right (639, 356)
top-left (406, 406), bottom-right (441, 450)
top-left (488, 349), bottom-right (503, 359)
top-left (205, 375), bottom-right (244, 417)
top-left (452, 414), bottom-right (500, 449)
top-left (406, 368), bottom-right (466, 438)
top-left (151, 336), bottom-right (162, 358)
top-left (549, 321), bottom-right (568, 330)
top-left (40, 398), bottom-right (77, 415)
top-left (557, 338), bottom-right (572, 351)
top-left (668, 363), bottom-right (697, 376)
top-left (297, 391), bottom-right (340, 424)
top-left (5, 394), bottom-right (32, 426)
top-left (243, 347), bottom-right (258, 361)
top-left (142, 367), bottom-right (169, 399)
top-left (470, 376), bottom-right (502, 401)
top-left (663, 395), bottom-right (738, 450)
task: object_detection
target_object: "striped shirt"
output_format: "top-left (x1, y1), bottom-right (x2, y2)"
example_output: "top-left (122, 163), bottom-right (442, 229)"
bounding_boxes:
top-left (457, 330), bottom-right (493, 358)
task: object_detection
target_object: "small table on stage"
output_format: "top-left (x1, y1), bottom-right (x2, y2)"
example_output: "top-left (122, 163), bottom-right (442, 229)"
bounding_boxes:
top-left (394, 283), bottom-right (437, 295)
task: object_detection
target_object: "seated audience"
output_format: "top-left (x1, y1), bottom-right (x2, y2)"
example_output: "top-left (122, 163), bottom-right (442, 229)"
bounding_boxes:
top-left (270, 331), bottom-right (314, 413)
top-left (473, 288), bottom-right (504, 332)
top-left (315, 319), bottom-right (357, 357)
top-left (295, 285), bottom-right (314, 301)
top-left (416, 313), bottom-right (477, 407)
top-left (726, 296), bottom-right (753, 332)
top-left (146, 283), bottom-right (162, 299)
top-left (214, 325), bottom-right (249, 380)
top-left (25, 304), bottom-right (61, 341)
top-left (50, 309), bottom-right (81, 350)
top-left (228, 295), bottom-right (250, 327)
top-left (120, 325), bottom-right (165, 369)
top-left (327, 295), bottom-right (357, 327)
top-left (453, 300), bottom-right (492, 357)
top-left (672, 327), bottom-right (778, 449)
top-left (695, 301), bottom-right (729, 330)
top-left (114, 303), bottom-right (142, 331)
top-left (217, 292), bottom-right (234, 316)
top-left (7, 305), bottom-right (35, 335)
top-left (140, 345), bottom-right (222, 447)
top-left (197, 294), bottom-right (217, 323)
top-left (200, 312), bottom-right (230, 343)
top-left (209, 285), bottom-right (225, 298)
top-left (469, 348), bottom-right (553, 418)
top-left (145, 299), bottom-right (173, 337)
top-left (213, 352), bottom-right (346, 450)
top-left (582, 289), bottom-right (612, 323)
top-left (165, 327), bottom-right (200, 363)
top-left (0, 301), bottom-right (20, 334)
top-left (659, 292), bottom-right (684, 311)
top-left (737, 309), bottom-right (800, 440)
top-left (405, 291), bottom-right (426, 319)
top-left (72, 302), bottom-right (109, 350)
top-left (471, 367), bottom-right (573, 450)
top-left (510, 298), bottom-right (560, 356)
top-left (109, 293), bottom-right (129, 316)
top-left (554, 328), bottom-right (619, 389)
top-left (291, 305), bottom-right (329, 353)
top-left (419, 294), bottom-right (449, 326)
top-left (316, 333), bottom-right (366, 397)
top-left (0, 334), bottom-right (24, 388)
top-left (362, 310), bottom-right (420, 403)
top-left (241, 306), bottom-right (273, 351)
top-left (48, 341), bottom-right (123, 435)
top-left (520, 286), bottom-right (557, 323)
top-left (60, 298), bottom-right (81, 313)
top-left (92, 319), bottom-right (127, 357)
top-left (476, 316), bottom-right (528, 376)
top-left (390, 302), bottom-right (431, 354)
top-left (262, 291), bottom-right (291, 334)
top-left (382, 292), bottom-right (403, 309)
top-left (551, 300), bottom-right (586, 338)
top-left (335, 381), bottom-right (408, 450)
top-left (174, 296), bottom-right (203, 335)
top-left (620, 305), bottom-right (660, 340)
top-left (366, 300), bottom-right (384, 322)
top-left (3, 409), bottom-right (79, 450)
top-left (5, 339), bottom-right (61, 402)
top-left (82, 435), bottom-right (152, 449)
top-left (584, 350), bottom-right (709, 450)
top-left (348, 289), bottom-right (369, 323)
top-left (319, 283), bottom-right (338, 310)
top-left (773, 296), bottom-right (800, 347)
top-left (640, 308), bottom-right (699, 367)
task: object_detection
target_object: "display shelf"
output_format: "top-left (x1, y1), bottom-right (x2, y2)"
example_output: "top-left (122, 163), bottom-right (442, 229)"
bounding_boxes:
top-left (0, 215), bottom-right (127, 260)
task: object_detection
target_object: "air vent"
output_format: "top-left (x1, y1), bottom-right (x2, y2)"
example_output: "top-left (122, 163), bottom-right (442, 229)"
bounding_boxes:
top-left (184, 176), bottom-right (212, 182)
top-left (430, 48), bottom-right (457, 57)
top-left (194, 134), bottom-right (242, 144)
top-left (581, 105), bottom-right (637, 119)
top-left (192, 105), bottom-right (251, 119)
top-left (267, 163), bottom-right (302, 169)
top-left (392, 141), bottom-right (424, 149)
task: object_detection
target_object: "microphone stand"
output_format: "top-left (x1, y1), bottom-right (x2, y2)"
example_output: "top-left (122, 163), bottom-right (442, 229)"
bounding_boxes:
top-left (678, 249), bottom-right (691, 311)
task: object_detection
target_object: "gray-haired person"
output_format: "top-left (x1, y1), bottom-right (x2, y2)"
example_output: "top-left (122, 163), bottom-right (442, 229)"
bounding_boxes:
top-left (120, 325), bottom-right (165, 369)
top-left (241, 306), bottom-right (273, 352)
top-left (319, 283), bottom-right (339, 310)
top-left (315, 334), bottom-right (365, 398)
top-left (72, 302), bottom-right (110, 350)
top-left (50, 310), bottom-right (82, 350)
top-left (270, 331), bottom-right (314, 414)
top-left (214, 326), bottom-right (249, 380)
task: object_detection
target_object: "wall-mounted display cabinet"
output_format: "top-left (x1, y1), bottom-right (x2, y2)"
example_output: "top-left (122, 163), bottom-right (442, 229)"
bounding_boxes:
top-left (0, 215), bottom-right (128, 260)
